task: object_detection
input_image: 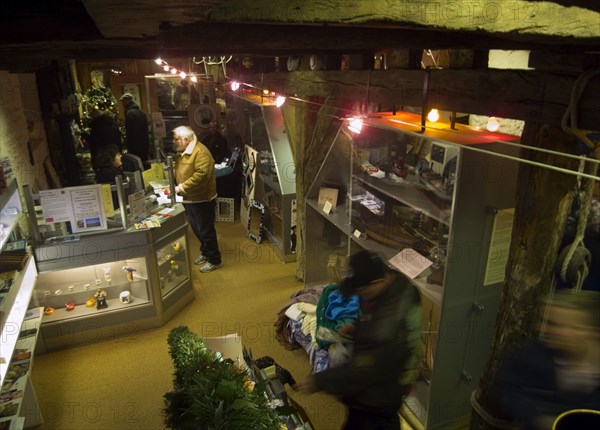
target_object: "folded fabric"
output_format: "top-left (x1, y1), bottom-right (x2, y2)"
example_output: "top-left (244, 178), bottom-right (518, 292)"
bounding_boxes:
top-left (285, 303), bottom-right (304, 321)
top-left (325, 289), bottom-right (360, 321)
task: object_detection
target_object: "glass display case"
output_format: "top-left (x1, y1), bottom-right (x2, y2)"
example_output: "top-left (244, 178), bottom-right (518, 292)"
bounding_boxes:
top-left (32, 203), bottom-right (194, 351)
top-left (35, 257), bottom-right (150, 323)
top-left (156, 235), bottom-right (189, 298)
top-left (226, 93), bottom-right (297, 262)
top-left (305, 111), bottom-right (521, 429)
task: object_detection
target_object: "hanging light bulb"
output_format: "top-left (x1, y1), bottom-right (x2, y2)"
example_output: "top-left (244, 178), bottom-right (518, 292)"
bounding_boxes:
top-left (190, 75), bottom-right (198, 83)
top-left (179, 71), bottom-right (187, 79)
top-left (262, 89), bottom-right (270, 96)
top-left (170, 68), bottom-right (177, 75)
top-left (348, 117), bottom-right (363, 134)
top-left (230, 81), bottom-right (240, 91)
top-left (427, 108), bottom-right (440, 122)
top-left (163, 65), bottom-right (170, 72)
top-left (275, 95), bottom-right (286, 107)
top-left (154, 58), bottom-right (163, 65)
top-left (486, 117), bottom-right (500, 132)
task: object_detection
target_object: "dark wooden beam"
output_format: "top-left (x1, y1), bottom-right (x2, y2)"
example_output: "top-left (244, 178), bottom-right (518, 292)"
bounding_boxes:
top-left (245, 69), bottom-right (600, 130)
top-left (160, 22), bottom-right (600, 55)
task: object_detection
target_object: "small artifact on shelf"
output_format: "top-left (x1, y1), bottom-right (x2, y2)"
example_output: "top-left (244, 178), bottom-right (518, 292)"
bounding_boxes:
top-left (43, 307), bottom-right (54, 315)
top-left (122, 265), bottom-right (136, 282)
top-left (65, 302), bottom-right (75, 311)
top-left (85, 297), bottom-right (96, 307)
top-left (172, 242), bottom-right (182, 253)
top-left (94, 288), bottom-right (108, 309)
top-left (119, 291), bottom-right (132, 304)
top-left (170, 259), bottom-right (181, 276)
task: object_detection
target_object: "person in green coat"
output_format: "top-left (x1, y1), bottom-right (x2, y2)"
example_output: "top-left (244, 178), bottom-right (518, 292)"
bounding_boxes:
top-left (297, 250), bottom-right (422, 430)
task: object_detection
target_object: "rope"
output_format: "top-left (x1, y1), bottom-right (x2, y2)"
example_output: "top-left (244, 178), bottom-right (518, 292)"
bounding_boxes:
top-left (561, 69), bottom-right (600, 151)
top-left (558, 69), bottom-right (600, 290)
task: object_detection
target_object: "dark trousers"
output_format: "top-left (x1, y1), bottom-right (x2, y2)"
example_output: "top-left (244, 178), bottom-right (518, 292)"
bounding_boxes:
top-left (183, 200), bottom-right (221, 265)
top-left (342, 407), bottom-right (401, 430)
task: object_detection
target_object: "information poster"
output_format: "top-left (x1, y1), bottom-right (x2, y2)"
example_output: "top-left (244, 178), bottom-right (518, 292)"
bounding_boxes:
top-left (484, 208), bottom-right (515, 286)
top-left (69, 185), bottom-right (107, 233)
top-left (39, 185), bottom-right (108, 233)
top-left (39, 189), bottom-right (73, 223)
top-left (389, 248), bottom-right (433, 279)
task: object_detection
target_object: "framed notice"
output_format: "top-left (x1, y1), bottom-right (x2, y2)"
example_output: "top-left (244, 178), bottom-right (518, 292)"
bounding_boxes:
top-left (484, 208), bottom-right (515, 286)
top-left (318, 187), bottom-right (339, 211)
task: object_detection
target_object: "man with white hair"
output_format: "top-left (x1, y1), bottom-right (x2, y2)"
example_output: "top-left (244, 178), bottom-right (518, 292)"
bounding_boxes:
top-left (172, 125), bottom-right (222, 272)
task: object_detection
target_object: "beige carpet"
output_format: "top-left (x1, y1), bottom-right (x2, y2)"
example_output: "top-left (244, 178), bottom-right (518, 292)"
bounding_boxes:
top-left (30, 220), bottom-right (347, 430)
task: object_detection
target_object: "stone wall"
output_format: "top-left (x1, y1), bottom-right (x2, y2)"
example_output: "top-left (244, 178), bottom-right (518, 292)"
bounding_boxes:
top-left (1, 70), bottom-right (53, 235)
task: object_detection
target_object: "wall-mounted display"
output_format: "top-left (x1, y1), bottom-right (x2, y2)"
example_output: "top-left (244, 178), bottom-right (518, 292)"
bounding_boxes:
top-left (225, 93), bottom-right (297, 262)
top-left (304, 111), bottom-right (520, 429)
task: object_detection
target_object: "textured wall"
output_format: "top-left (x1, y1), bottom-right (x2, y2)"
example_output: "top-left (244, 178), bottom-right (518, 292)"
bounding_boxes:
top-left (1, 71), bottom-right (51, 236)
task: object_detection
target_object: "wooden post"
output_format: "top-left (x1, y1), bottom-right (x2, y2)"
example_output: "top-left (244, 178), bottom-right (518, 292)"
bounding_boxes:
top-left (470, 123), bottom-right (581, 429)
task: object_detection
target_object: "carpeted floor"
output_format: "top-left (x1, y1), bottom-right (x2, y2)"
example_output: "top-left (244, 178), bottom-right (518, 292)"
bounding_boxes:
top-left (30, 220), bottom-right (348, 430)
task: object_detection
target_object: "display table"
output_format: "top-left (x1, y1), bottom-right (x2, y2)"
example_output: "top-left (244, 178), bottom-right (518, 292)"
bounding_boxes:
top-left (32, 204), bottom-right (194, 351)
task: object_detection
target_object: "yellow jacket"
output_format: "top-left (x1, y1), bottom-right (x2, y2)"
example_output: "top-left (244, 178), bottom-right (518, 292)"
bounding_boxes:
top-left (174, 141), bottom-right (217, 203)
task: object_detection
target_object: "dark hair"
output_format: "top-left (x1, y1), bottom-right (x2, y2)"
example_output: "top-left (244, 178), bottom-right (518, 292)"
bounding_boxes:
top-left (95, 145), bottom-right (121, 168)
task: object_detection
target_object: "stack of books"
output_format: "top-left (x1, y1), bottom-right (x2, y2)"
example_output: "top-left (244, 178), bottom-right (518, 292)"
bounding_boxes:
top-left (0, 239), bottom-right (28, 272)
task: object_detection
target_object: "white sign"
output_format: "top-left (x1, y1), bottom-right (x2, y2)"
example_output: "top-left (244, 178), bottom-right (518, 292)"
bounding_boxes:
top-left (40, 185), bottom-right (108, 233)
top-left (484, 208), bottom-right (515, 286)
top-left (69, 185), bottom-right (108, 233)
top-left (389, 248), bottom-right (433, 279)
top-left (128, 190), bottom-right (147, 221)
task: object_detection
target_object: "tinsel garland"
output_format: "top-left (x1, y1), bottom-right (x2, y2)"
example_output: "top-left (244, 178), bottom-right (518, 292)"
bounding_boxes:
top-left (164, 326), bottom-right (283, 430)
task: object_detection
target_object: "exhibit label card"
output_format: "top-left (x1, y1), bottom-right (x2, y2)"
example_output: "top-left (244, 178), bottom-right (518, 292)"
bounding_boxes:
top-left (389, 248), bottom-right (433, 279)
top-left (128, 190), bottom-right (147, 221)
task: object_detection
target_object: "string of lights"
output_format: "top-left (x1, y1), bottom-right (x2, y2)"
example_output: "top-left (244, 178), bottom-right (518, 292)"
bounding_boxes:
top-left (153, 57), bottom-right (598, 180)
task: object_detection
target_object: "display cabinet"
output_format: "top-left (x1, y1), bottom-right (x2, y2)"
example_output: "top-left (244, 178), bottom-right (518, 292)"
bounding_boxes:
top-left (32, 204), bottom-right (193, 351)
top-left (305, 111), bottom-right (520, 429)
top-left (226, 93), bottom-right (297, 262)
top-left (0, 180), bottom-right (44, 428)
top-left (156, 235), bottom-right (189, 298)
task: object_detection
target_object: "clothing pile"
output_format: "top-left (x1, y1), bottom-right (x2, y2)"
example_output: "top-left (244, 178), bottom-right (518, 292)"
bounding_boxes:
top-left (274, 284), bottom-right (360, 373)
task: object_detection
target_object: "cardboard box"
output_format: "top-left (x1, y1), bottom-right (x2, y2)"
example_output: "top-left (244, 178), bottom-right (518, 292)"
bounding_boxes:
top-left (318, 187), bottom-right (339, 211)
top-left (203, 333), bottom-right (246, 370)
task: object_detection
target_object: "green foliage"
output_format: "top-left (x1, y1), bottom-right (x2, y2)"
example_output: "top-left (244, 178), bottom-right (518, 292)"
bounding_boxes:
top-left (164, 326), bottom-right (283, 430)
top-left (80, 86), bottom-right (119, 129)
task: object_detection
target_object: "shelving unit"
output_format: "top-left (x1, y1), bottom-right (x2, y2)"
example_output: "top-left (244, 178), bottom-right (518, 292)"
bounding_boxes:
top-left (0, 308), bottom-right (44, 428)
top-left (226, 93), bottom-right (297, 262)
top-left (304, 111), bottom-right (520, 429)
top-left (0, 180), bottom-right (43, 428)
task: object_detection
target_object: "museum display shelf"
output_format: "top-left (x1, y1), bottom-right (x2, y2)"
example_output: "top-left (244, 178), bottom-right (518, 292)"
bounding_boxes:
top-left (305, 111), bottom-right (520, 428)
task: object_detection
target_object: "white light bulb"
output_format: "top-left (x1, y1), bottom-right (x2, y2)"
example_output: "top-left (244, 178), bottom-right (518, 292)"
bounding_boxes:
top-left (486, 117), bottom-right (500, 132)
top-left (275, 95), bottom-right (286, 107)
top-left (230, 81), bottom-right (240, 91)
top-left (427, 109), bottom-right (440, 122)
top-left (154, 58), bottom-right (162, 65)
top-left (348, 117), bottom-right (363, 134)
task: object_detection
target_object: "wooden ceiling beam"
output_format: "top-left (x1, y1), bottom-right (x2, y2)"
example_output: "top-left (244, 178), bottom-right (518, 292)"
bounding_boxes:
top-left (160, 22), bottom-right (600, 55)
top-left (247, 68), bottom-right (600, 130)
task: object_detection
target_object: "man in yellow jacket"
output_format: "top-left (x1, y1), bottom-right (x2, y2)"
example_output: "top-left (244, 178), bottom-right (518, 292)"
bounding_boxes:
top-left (173, 125), bottom-right (222, 272)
